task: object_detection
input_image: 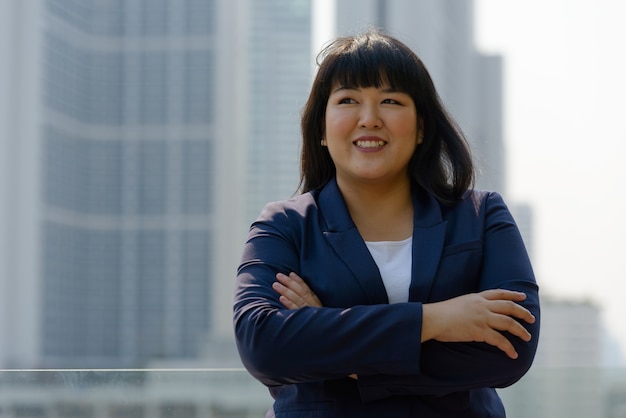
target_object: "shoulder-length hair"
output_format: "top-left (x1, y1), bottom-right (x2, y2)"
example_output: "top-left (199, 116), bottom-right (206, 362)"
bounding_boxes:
top-left (299, 29), bottom-right (474, 205)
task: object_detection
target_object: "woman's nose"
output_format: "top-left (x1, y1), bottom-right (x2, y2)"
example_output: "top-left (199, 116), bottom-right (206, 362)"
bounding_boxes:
top-left (359, 104), bottom-right (382, 128)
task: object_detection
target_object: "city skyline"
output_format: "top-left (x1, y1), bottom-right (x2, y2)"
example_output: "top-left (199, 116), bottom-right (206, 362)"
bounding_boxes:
top-left (2, 0), bottom-right (624, 371)
top-left (1, 1), bottom-right (625, 415)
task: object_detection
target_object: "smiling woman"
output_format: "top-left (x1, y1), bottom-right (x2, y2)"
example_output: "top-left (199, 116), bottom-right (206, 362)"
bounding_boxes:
top-left (234, 29), bottom-right (540, 418)
top-left (323, 84), bottom-right (420, 192)
top-left (299, 32), bottom-right (474, 206)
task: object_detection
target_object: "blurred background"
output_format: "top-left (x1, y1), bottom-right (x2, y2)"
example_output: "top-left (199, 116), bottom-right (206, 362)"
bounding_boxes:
top-left (1, 0), bottom-right (626, 417)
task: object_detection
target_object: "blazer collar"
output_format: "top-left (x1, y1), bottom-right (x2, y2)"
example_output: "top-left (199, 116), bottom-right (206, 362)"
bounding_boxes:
top-left (318, 179), bottom-right (447, 303)
top-left (409, 187), bottom-right (448, 302)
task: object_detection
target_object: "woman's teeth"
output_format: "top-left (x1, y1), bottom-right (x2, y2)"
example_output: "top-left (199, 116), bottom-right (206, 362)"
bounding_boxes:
top-left (355, 140), bottom-right (385, 148)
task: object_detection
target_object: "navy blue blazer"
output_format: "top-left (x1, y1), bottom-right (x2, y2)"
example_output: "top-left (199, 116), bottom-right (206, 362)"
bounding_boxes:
top-left (234, 179), bottom-right (540, 418)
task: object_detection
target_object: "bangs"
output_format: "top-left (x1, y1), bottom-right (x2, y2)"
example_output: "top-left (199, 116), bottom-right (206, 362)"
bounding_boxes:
top-left (322, 36), bottom-right (417, 92)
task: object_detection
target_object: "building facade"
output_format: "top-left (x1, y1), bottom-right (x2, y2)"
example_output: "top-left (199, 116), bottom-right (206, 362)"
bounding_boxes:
top-left (0, 0), bottom-right (313, 368)
top-left (40, 0), bottom-right (217, 368)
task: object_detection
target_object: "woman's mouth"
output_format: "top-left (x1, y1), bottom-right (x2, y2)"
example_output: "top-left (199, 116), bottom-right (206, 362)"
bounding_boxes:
top-left (354, 137), bottom-right (386, 148)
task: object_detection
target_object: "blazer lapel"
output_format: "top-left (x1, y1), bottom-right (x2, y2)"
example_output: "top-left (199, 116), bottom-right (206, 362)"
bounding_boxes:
top-left (317, 180), bottom-right (447, 304)
top-left (318, 180), bottom-right (389, 304)
top-left (409, 190), bottom-right (447, 302)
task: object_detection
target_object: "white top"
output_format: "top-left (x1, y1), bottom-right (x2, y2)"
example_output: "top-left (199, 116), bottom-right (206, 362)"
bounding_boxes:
top-left (365, 236), bottom-right (412, 304)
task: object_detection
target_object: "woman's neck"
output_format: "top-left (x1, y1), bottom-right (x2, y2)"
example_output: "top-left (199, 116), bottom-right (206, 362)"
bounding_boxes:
top-left (337, 177), bottom-right (414, 242)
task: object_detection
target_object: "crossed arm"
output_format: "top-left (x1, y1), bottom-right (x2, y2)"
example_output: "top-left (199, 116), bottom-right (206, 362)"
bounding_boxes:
top-left (236, 192), bottom-right (539, 396)
top-left (273, 271), bottom-right (535, 360)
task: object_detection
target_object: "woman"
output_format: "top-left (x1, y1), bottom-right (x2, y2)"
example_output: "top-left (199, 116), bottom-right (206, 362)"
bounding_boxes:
top-left (234, 30), bottom-right (539, 417)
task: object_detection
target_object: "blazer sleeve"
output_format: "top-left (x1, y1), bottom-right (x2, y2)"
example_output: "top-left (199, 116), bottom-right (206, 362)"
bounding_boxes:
top-left (357, 192), bottom-right (540, 401)
top-left (233, 200), bottom-right (425, 387)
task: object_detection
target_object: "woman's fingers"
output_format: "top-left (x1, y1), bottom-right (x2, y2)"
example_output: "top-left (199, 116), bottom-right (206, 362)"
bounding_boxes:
top-left (483, 328), bottom-right (520, 359)
top-left (481, 288), bottom-right (527, 302)
top-left (483, 292), bottom-right (536, 325)
top-left (272, 279), bottom-right (300, 308)
top-left (423, 290), bottom-right (536, 359)
top-left (272, 282), bottom-right (299, 309)
top-left (273, 272), bottom-right (322, 308)
top-left (488, 309), bottom-right (533, 342)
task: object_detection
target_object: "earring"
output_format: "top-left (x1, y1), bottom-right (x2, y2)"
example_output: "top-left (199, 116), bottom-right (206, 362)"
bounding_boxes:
top-left (321, 139), bottom-right (327, 146)
top-left (417, 136), bottom-right (424, 144)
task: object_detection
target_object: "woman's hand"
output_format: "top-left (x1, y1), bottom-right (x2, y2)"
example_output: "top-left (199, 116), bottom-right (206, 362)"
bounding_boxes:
top-left (272, 272), bottom-right (322, 309)
top-left (272, 275), bottom-right (533, 367)
top-left (273, 273), bottom-right (357, 379)
top-left (421, 289), bottom-right (536, 360)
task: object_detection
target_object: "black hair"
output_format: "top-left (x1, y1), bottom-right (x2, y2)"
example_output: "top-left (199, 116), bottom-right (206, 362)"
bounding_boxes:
top-left (299, 29), bottom-right (474, 205)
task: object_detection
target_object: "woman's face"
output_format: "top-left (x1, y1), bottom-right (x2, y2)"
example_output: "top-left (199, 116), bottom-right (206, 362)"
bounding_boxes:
top-left (323, 81), bottom-right (421, 188)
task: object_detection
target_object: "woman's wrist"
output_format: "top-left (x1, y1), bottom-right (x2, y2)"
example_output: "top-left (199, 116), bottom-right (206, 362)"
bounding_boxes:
top-left (420, 302), bottom-right (441, 343)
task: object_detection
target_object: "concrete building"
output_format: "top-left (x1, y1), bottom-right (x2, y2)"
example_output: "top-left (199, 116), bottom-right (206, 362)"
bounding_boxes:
top-left (1, 0), bottom-right (219, 368)
top-left (0, 0), bottom-right (312, 368)
top-left (1, 0), bottom-right (48, 369)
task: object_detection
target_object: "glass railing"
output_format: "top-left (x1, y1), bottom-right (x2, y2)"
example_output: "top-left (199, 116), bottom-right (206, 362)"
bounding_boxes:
top-left (0, 367), bottom-right (624, 417)
top-left (0, 369), bottom-right (271, 418)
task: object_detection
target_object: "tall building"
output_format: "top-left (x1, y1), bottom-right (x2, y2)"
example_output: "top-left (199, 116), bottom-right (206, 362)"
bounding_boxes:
top-left (1, 0), bottom-right (49, 368)
top-left (245, 0), bottom-right (312, 222)
top-left (335, 0), bottom-right (505, 193)
top-left (0, 0), bottom-right (313, 369)
top-left (205, 0), bottom-right (313, 366)
top-left (1, 0), bottom-right (220, 368)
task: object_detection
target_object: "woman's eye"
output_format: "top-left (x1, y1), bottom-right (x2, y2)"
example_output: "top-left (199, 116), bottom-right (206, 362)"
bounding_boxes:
top-left (338, 98), bottom-right (356, 104)
top-left (382, 98), bottom-right (400, 104)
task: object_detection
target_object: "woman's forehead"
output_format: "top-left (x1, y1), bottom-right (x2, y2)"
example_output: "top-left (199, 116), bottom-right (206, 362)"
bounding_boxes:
top-left (329, 68), bottom-right (395, 88)
top-left (329, 81), bottom-right (400, 93)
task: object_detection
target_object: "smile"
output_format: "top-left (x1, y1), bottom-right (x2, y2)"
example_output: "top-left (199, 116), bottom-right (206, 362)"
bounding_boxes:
top-left (354, 139), bottom-right (386, 148)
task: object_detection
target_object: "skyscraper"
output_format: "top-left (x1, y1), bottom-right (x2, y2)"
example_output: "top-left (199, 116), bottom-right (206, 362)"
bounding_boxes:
top-left (0, 0), bottom-right (44, 368)
top-left (0, 0), bottom-right (314, 369)
top-left (210, 0), bottom-right (313, 364)
top-left (42, 0), bottom-right (218, 368)
top-left (245, 0), bottom-right (312, 221)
